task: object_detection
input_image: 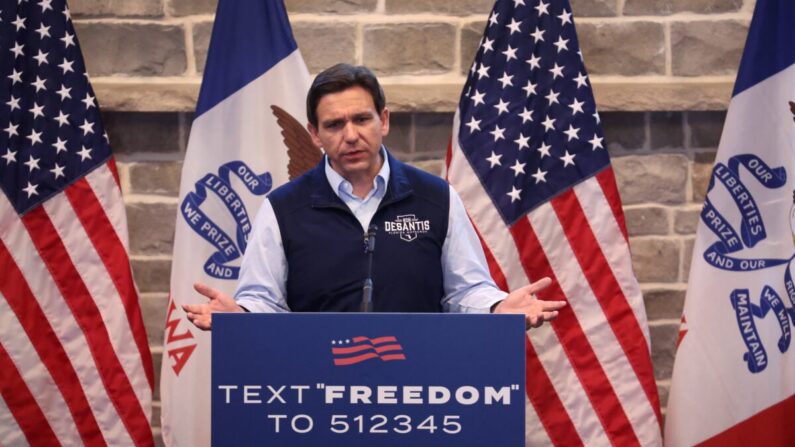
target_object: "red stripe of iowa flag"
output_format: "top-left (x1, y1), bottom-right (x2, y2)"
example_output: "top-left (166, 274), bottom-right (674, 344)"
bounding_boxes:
top-left (331, 336), bottom-right (406, 366)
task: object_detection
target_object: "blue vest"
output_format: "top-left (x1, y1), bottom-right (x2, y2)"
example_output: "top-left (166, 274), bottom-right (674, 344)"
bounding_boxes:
top-left (267, 152), bottom-right (449, 312)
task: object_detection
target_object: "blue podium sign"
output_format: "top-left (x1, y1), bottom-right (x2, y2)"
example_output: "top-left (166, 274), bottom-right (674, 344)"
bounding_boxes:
top-left (212, 313), bottom-right (525, 446)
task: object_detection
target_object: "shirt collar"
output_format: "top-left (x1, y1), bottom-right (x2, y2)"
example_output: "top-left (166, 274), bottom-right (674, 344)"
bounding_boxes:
top-left (324, 146), bottom-right (390, 200)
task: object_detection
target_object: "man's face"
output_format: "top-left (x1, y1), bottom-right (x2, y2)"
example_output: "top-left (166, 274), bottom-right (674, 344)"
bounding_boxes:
top-left (308, 86), bottom-right (390, 182)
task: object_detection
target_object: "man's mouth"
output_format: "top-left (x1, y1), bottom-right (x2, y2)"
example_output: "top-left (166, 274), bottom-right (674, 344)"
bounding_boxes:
top-left (342, 150), bottom-right (366, 158)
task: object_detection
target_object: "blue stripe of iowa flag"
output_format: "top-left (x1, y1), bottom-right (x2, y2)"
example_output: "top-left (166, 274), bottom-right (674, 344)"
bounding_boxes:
top-left (196, 0), bottom-right (298, 117)
top-left (733, 0), bottom-right (795, 96)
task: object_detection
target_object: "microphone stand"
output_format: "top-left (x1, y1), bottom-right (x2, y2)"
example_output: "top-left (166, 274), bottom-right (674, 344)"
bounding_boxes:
top-left (360, 225), bottom-right (377, 312)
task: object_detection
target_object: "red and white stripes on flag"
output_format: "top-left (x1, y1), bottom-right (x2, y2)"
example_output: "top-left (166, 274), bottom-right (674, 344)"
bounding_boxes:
top-left (447, 1), bottom-right (661, 444)
top-left (447, 117), bottom-right (662, 446)
top-left (0, 161), bottom-right (155, 446)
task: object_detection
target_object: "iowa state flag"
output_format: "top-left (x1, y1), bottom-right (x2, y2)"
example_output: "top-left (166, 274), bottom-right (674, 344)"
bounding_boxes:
top-left (665, 1), bottom-right (795, 445)
top-left (159, 0), bottom-right (311, 445)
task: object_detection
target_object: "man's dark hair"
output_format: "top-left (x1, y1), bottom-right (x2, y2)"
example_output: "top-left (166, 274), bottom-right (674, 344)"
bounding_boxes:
top-left (306, 64), bottom-right (385, 127)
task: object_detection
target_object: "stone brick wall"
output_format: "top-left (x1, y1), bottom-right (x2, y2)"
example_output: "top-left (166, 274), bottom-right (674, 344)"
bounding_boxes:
top-left (67, 0), bottom-right (757, 441)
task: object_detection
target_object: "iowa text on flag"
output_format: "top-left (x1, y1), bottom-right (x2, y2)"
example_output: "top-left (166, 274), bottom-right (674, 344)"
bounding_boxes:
top-left (331, 336), bottom-right (407, 366)
top-left (0, 0), bottom-right (154, 445)
top-left (159, 0), bottom-right (312, 445)
top-left (665, 1), bottom-right (795, 445)
top-left (445, 1), bottom-right (662, 445)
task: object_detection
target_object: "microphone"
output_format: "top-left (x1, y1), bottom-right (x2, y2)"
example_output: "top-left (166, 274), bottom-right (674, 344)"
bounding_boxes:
top-left (360, 224), bottom-right (377, 312)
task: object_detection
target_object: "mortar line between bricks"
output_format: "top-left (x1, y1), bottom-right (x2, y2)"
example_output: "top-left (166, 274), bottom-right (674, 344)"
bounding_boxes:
top-left (161, 0), bottom-right (172, 18)
top-left (648, 319), bottom-right (681, 326)
top-left (72, 11), bottom-right (751, 27)
top-left (130, 254), bottom-right (172, 261)
top-left (89, 74), bottom-right (737, 84)
top-left (183, 21), bottom-right (197, 76)
top-left (639, 284), bottom-right (688, 291)
top-left (178, 112), bottom-right (190, 153)
top-left (289, 12), bottom-right (750, 23)
top-left (629, 234), bottom-right (692, 241)
top-left (623, 203), bottom-right (696, 211)
top-left (355, 22), bottom-right (364, 64)
top-left (74, 17), bottom-right (199, 26)
top-left (116, 162), bottom-right (132, 197)
top-left (679, 238), bottom-right (689, 281)
top-left (289, 14), bottom-right (481, 23)
top-left (576, 12), bottom-right (751, 23)
top-left (685, 159), bottom-right (695, 211)
top-left (664, 22), bottom-right (672, 77)
top-left (292, 16), bottom-right (472, 27)
top-left (115, 152), bottom-right (186, 163)
top-left (140, 292), bottom-right (169, 299)
top-left (683, 111), bottom-right (693, 152)
top-left (124, 194), bottom-right (179, 204)
top-left (453, 23), bottom-right (462, 76)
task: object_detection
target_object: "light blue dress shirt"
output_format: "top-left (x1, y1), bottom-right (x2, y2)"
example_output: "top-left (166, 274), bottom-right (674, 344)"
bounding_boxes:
top-left (235, 149), bottom-right (507, 313)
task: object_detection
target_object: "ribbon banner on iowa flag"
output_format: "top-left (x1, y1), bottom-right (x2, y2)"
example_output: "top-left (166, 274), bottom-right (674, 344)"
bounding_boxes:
top-left (0, 0), bottom-right (154, 445)
top-left (159, 0), bottom-right (311, 444)
top-left (665, 1), bottom-right (795, 445)
top-left (445, 0), bottom-right (662, 445)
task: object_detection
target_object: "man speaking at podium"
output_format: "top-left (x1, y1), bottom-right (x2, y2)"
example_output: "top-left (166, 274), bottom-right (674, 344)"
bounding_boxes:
top-left (184, 64), bottom-right (565, 329)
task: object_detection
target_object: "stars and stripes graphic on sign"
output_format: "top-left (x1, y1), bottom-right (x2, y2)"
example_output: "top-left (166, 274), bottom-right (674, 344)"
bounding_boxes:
top-left (0, 0), bottom-right (154, 445)
top-left (445, 1), bottom-right (662, 445)
top-left (331, 336), bottom-right (406, 366)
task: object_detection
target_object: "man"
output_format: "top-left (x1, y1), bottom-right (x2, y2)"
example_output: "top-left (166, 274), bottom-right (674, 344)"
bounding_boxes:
top-left (184, 64), bottom-right (565, 328)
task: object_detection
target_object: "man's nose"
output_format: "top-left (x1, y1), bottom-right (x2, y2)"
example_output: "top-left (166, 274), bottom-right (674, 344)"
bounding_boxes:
top-left (342, 122), bottom-right (358, 142)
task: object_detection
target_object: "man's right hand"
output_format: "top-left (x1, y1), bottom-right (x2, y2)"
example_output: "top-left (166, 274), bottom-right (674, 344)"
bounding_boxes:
top-left (491, 277), bottom-right (567, 329)
top-left (182, 282), bottom-right (244, 331)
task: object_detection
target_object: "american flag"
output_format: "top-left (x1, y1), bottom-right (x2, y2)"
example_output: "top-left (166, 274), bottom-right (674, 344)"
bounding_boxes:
top-left (0, 0), bottom-right (154, 445)
top-left (331, 336), bottom-right (406, 366)
top-left (445, 0), bottom-right (662, 445)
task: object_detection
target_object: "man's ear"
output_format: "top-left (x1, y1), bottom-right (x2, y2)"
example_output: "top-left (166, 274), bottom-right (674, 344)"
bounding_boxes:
top-left (307, 123), bottom-right (322, 149)
top-left (380, 107), bottom-right (390, 137)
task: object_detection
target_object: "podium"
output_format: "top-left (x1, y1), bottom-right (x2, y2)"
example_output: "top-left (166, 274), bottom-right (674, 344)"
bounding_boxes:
top-left (212, 313), bottom-right (526, 446)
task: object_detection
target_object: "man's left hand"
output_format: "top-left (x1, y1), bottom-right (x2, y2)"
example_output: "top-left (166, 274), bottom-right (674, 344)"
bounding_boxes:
top-left (182, 282), bottom-right (244, 331)
top-left (492, 277), bottom-right (566, 329)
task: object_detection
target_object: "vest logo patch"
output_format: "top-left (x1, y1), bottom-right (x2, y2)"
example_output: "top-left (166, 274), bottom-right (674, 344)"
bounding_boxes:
top-left (384, 214), bottom-right (430, 242)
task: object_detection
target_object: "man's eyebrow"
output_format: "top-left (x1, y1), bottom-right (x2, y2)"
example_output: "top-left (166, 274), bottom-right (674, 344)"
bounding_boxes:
top-left (320, 111), bottom-right (373, 127)
top-left (321, 117), bottom-right (345, 127)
